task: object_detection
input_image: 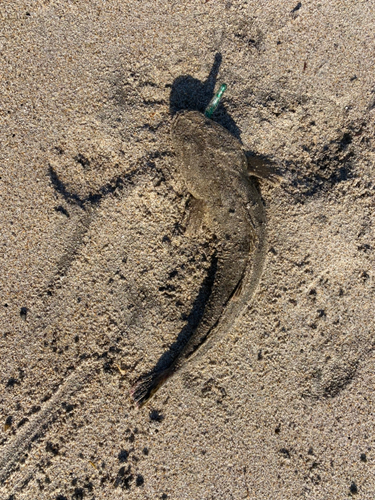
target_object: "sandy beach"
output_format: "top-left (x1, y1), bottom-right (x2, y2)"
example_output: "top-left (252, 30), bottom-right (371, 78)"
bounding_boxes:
top-left (1, 1), bottom-right (374, 498)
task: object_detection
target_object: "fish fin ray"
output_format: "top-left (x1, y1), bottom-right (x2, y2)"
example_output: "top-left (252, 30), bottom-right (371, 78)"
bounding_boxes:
top-left (130, 369), bottom-right (172, 407)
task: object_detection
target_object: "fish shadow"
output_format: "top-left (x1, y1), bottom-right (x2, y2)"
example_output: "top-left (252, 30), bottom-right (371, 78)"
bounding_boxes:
top-left (169, 53), bottom-right (276, 170)
top-left (146, 55), bottom-right (265, 379)
top-left (169, 52), bottom-right (242, 140)
top-left (148, 56), bottom-right (240, 376)
top-left (150, 254), bottom-right (218, 377)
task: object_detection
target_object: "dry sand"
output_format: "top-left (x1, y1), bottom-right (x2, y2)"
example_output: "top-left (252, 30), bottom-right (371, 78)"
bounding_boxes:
top-left (1, 1), bottom-right (375, 498)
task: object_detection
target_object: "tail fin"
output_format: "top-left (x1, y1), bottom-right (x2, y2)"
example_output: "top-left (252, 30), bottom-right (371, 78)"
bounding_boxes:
top-left (130, 368), bottom-right (172, 407)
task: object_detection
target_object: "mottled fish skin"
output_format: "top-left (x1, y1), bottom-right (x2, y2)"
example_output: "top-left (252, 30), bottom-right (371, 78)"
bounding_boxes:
top-left (170, 111), bottom-right (256, 358)
top-left (131, 110), bottom-right (266, 405)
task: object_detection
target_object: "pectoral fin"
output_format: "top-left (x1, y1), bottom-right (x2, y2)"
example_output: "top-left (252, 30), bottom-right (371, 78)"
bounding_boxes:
top-left (185, 196), bottom-right (206, 236)
top-left (246, 153), bottom-right (283, 185)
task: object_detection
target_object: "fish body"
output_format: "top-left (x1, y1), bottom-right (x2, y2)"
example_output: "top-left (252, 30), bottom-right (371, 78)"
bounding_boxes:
top-left (131, 111), bottom-right (267, 405)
